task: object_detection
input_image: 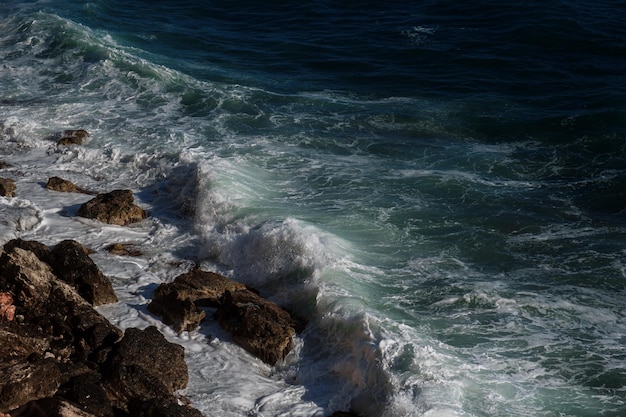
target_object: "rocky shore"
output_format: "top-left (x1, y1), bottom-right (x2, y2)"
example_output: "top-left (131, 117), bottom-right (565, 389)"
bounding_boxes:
top-left (0, 130), bottom-right (358, 417)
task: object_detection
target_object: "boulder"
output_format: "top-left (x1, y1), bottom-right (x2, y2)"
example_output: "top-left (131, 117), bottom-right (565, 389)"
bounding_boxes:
top-left (76, 189), bottom-right (147, 226)
top-left (58, 371), bottom-right (114, 417)
top-left (3, 238), bottom-right (53, 265)
top-left (49, 240), bottom-right (118, 306)
top-left (102, 326), bottom-right (188, 412)
top-left (56, 129), bottom-right (89, 146)
top-left (148, 268), bottom-right (248, 333)
top-left (216, 289), bottom-right (298, 366)
top-left (0, 357), bottom-right (62, 412)
top-left (0, 178), bottom-right (15, 197)
top-left (46, 176), bottom-right (93, 195)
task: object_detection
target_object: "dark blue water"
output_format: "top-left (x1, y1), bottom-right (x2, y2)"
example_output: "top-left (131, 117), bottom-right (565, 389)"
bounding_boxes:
top-left (2, 1), bottom-right (626, 416)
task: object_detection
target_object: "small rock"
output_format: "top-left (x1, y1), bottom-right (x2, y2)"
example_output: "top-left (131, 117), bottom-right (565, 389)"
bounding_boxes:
top-left (0, 292), bottom-right (15, 322)
top-left (46, 176), bottom-right (94, 194)
top-left (106, 243), bottom-right (143, 257)
top-left (0, 177), bottom-right (15, 197)
top-left (56, 129), bottom-right (89, 146)
top-left (76, 189), bottom-right (148, 226)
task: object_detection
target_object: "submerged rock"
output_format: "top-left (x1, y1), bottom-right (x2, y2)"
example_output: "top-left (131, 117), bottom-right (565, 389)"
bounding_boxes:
top-left (55, 129), bottom-right (89, 146)
top-left (76, 189), bottom-right (148, 226)
top-left (0, 178), bottom-right (15, 197)
top-left (106, 243), bottom-right (143, 257)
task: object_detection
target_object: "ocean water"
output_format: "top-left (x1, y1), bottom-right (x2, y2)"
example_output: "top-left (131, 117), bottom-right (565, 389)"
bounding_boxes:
top-left (2, 1), bottom-right (626, 416)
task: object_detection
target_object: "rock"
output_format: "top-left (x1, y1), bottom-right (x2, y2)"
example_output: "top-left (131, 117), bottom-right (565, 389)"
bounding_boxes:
top-left (49, 240), bottom-right (118, 306)
top-left (0, 292), bottom-right (14, 322)
top-left (0, 246), bottom-right (56, 320)
top-left (3, 238), bottom-right (53, 266)
top-left (106, 243), bottom-right (142, 257)
top-left (0, 161), bottom-right (10, 169)
top-left (102, 326), bottom-right (188, 412)
top-left (56, 129), bottom-right (89, 146)
top-left (0, 178), bottom-right (15, 197)
top-left (0, 357), bottom-right (62, 412)
top-left (148, 268), bottom-right (248, 333)
top-left (0, 327), bottom-right (51, 360)
top-left (129, 398), bottom-right (205, 417)
top-left (106, 326), bottom-right (188, 393)
top-left (76, 189), bottom-right (148, 226)
top-left (58, 371), bottom-right (114, 417)
top-left (216, 289), bottom-right (298, 366)
top-left (46, 176), bottom-right (94, 195)
top-left (10, 397), bottom-right (99, 417)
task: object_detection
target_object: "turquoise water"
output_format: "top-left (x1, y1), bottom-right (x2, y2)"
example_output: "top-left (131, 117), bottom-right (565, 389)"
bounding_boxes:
top-left (1, 1), bottom-right (626, 416)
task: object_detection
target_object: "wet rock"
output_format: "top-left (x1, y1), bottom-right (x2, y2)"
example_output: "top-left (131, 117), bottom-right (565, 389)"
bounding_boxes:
top-left (102, 326), bottom-right (188, 412)
top-left (0, 357), bottom-right (62, 412)
top-left (0, 161), bottom-right (10, 169)
top-left (0, 178), bottom-right (15, 197)
top-left (129, 397), bottom-right (205, 417)
top-left (216, 289), bottom-right (298, 366)
top-left (76, 189), bottom-right (148, 226)
top-left (58, 371), bottom-right (114, 417)
top-left (106, 243), bottom-right (142, 257)
top-left (49, 240), bottom-right (118, 306)
top-left (148, 268), bottom-right (248, 333)
top-left (46, 176), bottom-right (94, 195)
top-left (56, 129), bottom-right (89, 146)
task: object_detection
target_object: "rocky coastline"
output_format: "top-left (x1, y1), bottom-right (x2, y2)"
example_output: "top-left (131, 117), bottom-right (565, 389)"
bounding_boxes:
top-left (0, 130), bottom-right (358, 417)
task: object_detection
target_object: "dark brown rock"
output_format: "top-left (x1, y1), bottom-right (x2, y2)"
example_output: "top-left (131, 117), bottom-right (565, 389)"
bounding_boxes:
top-left (0, 161), bottom-right (10, 169)
top-left (106, 326), bottom-right (188, 393)
top-left (0, 178), bottom-right (15, 197)
top-left (49, 240), bottom-right (118, 306)
top-left (0, 358), bottom-right (62, 412)
top-left (10, 397), bottom-right (99, 417)
top-left (129, 398), bottom-right (205, 417)
top-left (56, 129), bottom-right (89, 146)
top-left (46, 176), bottom-right (94, 195)
top-left (102, 326), bottom-right (188, 412)
top-left (3, 238), bottom-right (53, 266)
top-left (216, 289), bottom-right (298, 366)
top-left (148, 268), bottom-right (248, 333)
top-left (106, 243), bottom-right (142, 257)
top-left (76, 190), bottom-right (147, 226)
top-left (58, 372), bottom-right (114, 417)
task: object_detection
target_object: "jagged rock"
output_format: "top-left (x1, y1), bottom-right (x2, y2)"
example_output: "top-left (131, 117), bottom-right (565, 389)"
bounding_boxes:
top-left (10, 397), bottom-right (99, 417)
top-left (76, 189), bottom-right (147, 226)
top-left (106, 326), bottom-right (188, 393)
top-left (49, 240), bottom-right (118, 306)
top-left (216, 289), bottom-right (298, 366)
top-left (148, 268), bottom-right (248, 333)
top-left (0, 247), bottom-right (56, 319)
top-left (46, 176), bottom-right (93, 195)
top-left (58, 371), bottom-right (114, 417)
top-left (56, 129), bottom-right (89, 146)
top-left (0, 357), bottom-right (62, 412)
top-left (129, 398), bottom-right (205, 417)
top-left (0, 178), bottom-right (15, 197)
top-left (102, 326), bottom-right (188, 412)
top-left (106, 243), bottom-right (142, 257)
top-left (0, 241), bottom-right (201, 416)
top-left (0, 292), bottom-right (14, 322)
top-left (0, 327), bottom-right (50, 361)
top-left (3, 238), bottom-right (52, 266)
